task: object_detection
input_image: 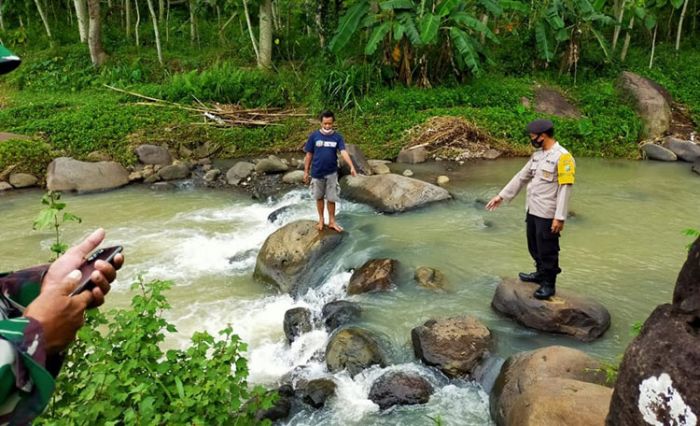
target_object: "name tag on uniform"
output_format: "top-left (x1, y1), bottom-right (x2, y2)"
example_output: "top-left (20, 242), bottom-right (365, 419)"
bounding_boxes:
top-left (542, 171), bottom-right (553, 179)
top-left (316, 140), bottom-right (337, 148)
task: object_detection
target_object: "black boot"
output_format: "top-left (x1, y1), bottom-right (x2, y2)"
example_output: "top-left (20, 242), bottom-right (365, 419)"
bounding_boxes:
top-left (518, 271), bottom-right (543, 283)
top-left (533, 280), bottom-right (555, 300)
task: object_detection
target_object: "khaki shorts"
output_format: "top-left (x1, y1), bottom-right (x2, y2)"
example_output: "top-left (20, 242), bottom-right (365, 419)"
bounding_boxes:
top-left (311, 172), bottom-right (340, 202)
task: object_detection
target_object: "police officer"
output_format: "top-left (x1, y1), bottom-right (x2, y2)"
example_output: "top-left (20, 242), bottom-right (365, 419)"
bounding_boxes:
top-left (485, 119), bottom-right (575, 299)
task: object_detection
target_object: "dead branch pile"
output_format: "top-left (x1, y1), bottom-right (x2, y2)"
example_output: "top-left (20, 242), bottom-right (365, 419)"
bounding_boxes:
top-left (105, 84), bottom-right (308, 127)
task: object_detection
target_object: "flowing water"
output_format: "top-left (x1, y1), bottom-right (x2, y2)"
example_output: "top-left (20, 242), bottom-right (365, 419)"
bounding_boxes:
top-left (1, 158), bottom-right (698, 425)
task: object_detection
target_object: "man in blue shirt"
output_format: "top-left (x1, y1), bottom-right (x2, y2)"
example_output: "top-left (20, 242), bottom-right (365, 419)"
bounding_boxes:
top-left (303, 111), bottom-right (357, 232)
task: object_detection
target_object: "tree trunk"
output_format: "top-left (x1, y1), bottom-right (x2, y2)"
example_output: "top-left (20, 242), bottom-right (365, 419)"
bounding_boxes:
top-left (158, 0), bottom-right (164, 21)
top-left (676, 0), bottom-right (690, 50)
top-left (34, 0), bottom-right (52, 38)
top-left (0, 0), bottom-right (5, 32)
top-left (480, 14), bottom-right (489, 44)
top-left (315, 0), bottom-right (326, 48)
top-left (612, 0), bottom-right (626, 51)
top-left (135, 0), bottom-right (141, 46)
top-left (73, 0), bottom-right (88, 42)
top-left (188, 0), bottom-right (196, 45)
top-left (166, 0), bottom-right (170, 42)
top-left (242, 0), bottom-right (260, 62)
top-left (258, 0), bottom-right (273, 69)
top-left (87, 0), bottom-right (106, 67)
top-left (649, 24), bottom-right (657, 69)
top-left (125, 0), bottom-right (131, 39)
top-left (145, 0), bottom-right (162, 64)
top-left (621, 17), bottom-right (634, 62)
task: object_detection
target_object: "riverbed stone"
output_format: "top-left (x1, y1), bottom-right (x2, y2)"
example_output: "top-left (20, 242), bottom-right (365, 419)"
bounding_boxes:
top-left (203, 168), bottom-right (220, 182)
top-left (347, 258), bottom-right (398, 295)
top-left (641, 143), bottom-right (677, 161)
top-left (607, 236), bottom-right (700, 426)
top-left (617, 71), bottom-right (672, 139)
top-left (227, 161), bottom-right (255, 185)
top-left (491, 278), bottom-right (611, 342)
top-left (490, 346), bottom-right (608, 426)
top-left (9, 173), bottom-right (38, 188)
top-left (322, 300), bottom-right (361, 331)
top-left (402, 169), bottom-right (414, 177)
top-left (255, 155), bottom-right (288, 174)
top-left (157, 163), bottom-right (190, 181)
top-left (47, 157), bottom-right (129, 193)
top-left (415, 266), bottom-right (447, 291)
top-left (253, 385), bottom-right (293, 422)
top-left (326, 327), bottom-right (385, 376)
top-left (662, 136), bottom-right (700, 162)
top-left (298, 378), bottom-right (337, 408)
top-left (411, 315), bottom-right (492, 378)
top-left (254, 220), bottom-right (345, 294)
top-left (339, 143), bottom-right (372, 176)
top-left (436, 176), bottom-right (449, 186)
top-left (283, 307), bottom-right (312, 343)
top-left (135, 144), bottom-right (172, 165)
top-left (397, 146), bottom-right (428, 164)
top-left (533, 87), bottom-right (582, 118)
top-left (368, 160), bottom-right (391, 175)
top-left (368, 371), bottom-right (434, 410)
top-left (340, 174), bottom-right (451, 213)
top-left (282, 170), bottom-right (305, 184)
top-left (0, 182), bottom-right (12, 191)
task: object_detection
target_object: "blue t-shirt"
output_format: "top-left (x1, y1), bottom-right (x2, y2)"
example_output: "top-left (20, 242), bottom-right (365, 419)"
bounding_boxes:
top-left (304, 130), bottom-right (346, 178)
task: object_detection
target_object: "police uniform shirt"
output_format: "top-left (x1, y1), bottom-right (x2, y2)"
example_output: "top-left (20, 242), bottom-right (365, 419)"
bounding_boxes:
top-left (498, 142), bottom-right (575, 221)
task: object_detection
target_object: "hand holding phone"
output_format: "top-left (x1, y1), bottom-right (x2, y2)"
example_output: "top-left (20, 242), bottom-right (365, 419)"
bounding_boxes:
top-left (70, 246), bottom-right (123, 296)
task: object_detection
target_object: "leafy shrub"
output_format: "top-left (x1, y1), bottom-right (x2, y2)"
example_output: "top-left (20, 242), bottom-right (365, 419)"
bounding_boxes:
top-left (0, 138), bottom-right (53, 176)
top-left (38, 278), bottom-right (275, 425)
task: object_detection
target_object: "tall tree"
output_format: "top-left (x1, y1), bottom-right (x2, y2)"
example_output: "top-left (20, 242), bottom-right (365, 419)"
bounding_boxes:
top-left (242, 0), bottom-right (260, 62)
top-left (34, 0), bottom-right (53, 39)
top-left (0, 0), bottom-right (5, 32)
top-left (258, 0), bottom-right (273, 68)
top-left (87, 0), bottom-right (107, 67)
top-left (126, 0), bottom-right (132, 39)
top-left (145, 0), bottom-right (163, 64)
top-left (676, 0), bottom-right (690, 49)
top-left (74, 0), bottom-right (89, 42)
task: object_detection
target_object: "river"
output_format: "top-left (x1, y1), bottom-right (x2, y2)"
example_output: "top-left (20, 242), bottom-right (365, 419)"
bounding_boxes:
top-left (1, 158), bottom-right (698, 425)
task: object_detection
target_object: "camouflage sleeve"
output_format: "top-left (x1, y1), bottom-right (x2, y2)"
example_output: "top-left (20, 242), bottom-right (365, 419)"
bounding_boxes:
top-left (0, 265), bottom-right (49, 312)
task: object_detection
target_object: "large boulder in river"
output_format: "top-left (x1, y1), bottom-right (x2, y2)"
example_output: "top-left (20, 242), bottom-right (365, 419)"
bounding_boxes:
top-left (369, 371), bottom-right (434, 410)
top-left (157, 163), bottom-right (190, 181)
top-left (227, 161), bottom-right (255, 185)
top-left (415, 266), bottom-right (447, 291)
top-left (298, 378), bottom-right (336, 408)
top-left (283, 307), bottom-right (312, 343)
top-left (255, 155), bottom-right (288, 174)
top-left (641, 142), bottom-right (677, 161)
top-left (491, 278), bottom-right (610, 342)
top-left (9, 173), bottom-right (38, 188)
top-left (47, 157), bottom-right (129, 192)
top-left (326, 327), bottom-right (385, 376)
top-left (397, 146), bottom-right (428, 164)
top-left (134, 144), bottom-right (172, 165)
top-left (411, 316), bottom-right (492, 378)
top-left (607, 237), bottom-right (700, 426)
top-left (339, 143), bottom-right (372, 176)
top-left (254, 220), bottom-right (345, 294)
top-left (347, 258), bottom-right (398, 295)
top-left (662, 136), bottom-right (700, 162)
top-left (322, 300), bottom-right (361, 331)
top-left (490, 346), bottom-right (609, 426)
top-left (617, 71), bottom-right (671, 139)
top-left (533, 87), bottom-right (581, 118)
top-left (341, 174), bottom-right (451, 213)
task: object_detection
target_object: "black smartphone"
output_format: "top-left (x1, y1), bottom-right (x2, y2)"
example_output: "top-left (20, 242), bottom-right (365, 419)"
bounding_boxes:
top-left (70, 246), bottom-right (123, 296)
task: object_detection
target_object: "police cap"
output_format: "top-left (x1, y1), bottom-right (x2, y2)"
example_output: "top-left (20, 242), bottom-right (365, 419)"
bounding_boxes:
top-left (526, 119), bottom-right (554, 135)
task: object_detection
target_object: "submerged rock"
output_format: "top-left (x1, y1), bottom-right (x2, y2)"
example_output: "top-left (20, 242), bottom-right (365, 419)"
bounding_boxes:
top-left (298, 378), bottom-right (337, 408)
top-left (368, 371), bottom-right (434, 410)
top-left (491, 277), bottom-right (611, 342)
top-left (642, 143), bottom-right (677, 161)
top-left (47, 157), bottom-right (129, 193)
top-left (253, 385), bottom-right (293, 422)
top-left (254, 220), bottom-right (345, 294)
top-left (414, 266), bottom-right (447, 291)
top-left (283, 307), bottom-right (312, 343)
top-left (411, 315), bottom-right (492, 378)
top-left (341, 174), bottom-right (451, 213)
top-left (322, 300), bottom-right (361, 331)
top-left (326, 327), bottom-right (385, 376)
top-left (347, 259), bottom-right (398, 295)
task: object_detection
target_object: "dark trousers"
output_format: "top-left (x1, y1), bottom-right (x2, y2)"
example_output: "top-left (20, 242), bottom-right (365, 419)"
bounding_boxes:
top-left (526, 212), bottom-right (561, 282)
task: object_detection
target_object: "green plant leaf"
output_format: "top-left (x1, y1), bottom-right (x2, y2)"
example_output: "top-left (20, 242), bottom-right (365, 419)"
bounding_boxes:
top-left (437, 0), bottom-right (460, 17)
top-left (453, 12), bottom-right (499, 43)
top-left (365, 21), bottom-right (392, 55)
top-left (419, 13), bottom-right (440, 45)
top-left (329, 1), bottom-right (370, 54)
top-left (175, 377), bottom-right (185, 399)
top-left (500, 0), bottom-right (529, 13)
top-left (449, 27), bottom-right (481, 75)
top-left (379, 0), bottom-right (415, 11)
top-left (535, 21), bottom-right (554, 62)
top-left (33, 208), bottom-right (58, 230)
top-left (590, 28), bottom-right (611, 59)
top-left (63, 212), bottom-right (82, 223)
top-left (398, 12), bottom-right (422, 46)
top-left (670, 0), bottom-right (685, 8)
top-left (479, 0), bottom-right (503, 16)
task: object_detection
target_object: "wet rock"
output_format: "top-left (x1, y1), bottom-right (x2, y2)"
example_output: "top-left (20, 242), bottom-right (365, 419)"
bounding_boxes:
top-left (128, 171), bottom-right (144, 182)
top-left (533, 87), bottom-right (582, 119)
top-left (340, 174), bottom-right (451, 214)
top-left (267, 205), bottom-right (295, 224)
top-left (135, 144), bottom-right (172, 165)
top-left (226, 161), bottom-right (255, 185)
top-left (483, 149), bottom-right (502, 160)
top-left (150, 182), bottom-right (175, 191)
top-left (436, 176), bottom-right (449, 186)
top-left (254, 220), bottom-right (345, 294)
top-left (641, 143), bottom-right (677, 161)
top-left (9, 173), bottom-right (38, 188)
top-left (144, 174), bottom-right (160, 184)
top-left (491, 277), bottom-right (611, 342)
top-left (255, 155), bottom-right (289, 174)
top-left (322, 300), bottom-right (361, 331)
top-left (402, 169), bottom-right (414, 177)
top-left (368, 371), bottom-right (434, 410)
top-left (490, 346), bottom-right (609, 425)
top-left (415, 266), bottom-right (447, 291)
top-left (47, 157), bottom-right (129, 193)
top-left (282, 170), bottom-right (305, 184)
top-left (347, 258), bottom-right (398, 295)
top-left (339, 143), bottom-right (373, 176)
top-left (411, 315), bottom-right (492, 378)
top-left (397, 146), bottom-right (427, 164)
top-left (662, 136), bottom-right (700, 162)
top-left (617, 71), bottom-right (672, 139)
top-left (203, 168), bottom-right (220, 182)
top-left (0, 182), bottom-right (12, 191)
top-left (326, 327), bottom-right (385, 376)
top-left (0, 165), bottom-right (16, 181)
top-left (158, 163), bottom-right (190, 181)
top-left (368, 160), bottom-right (391, 175)
top-left (227, 249), bottom-right (258, 265)
top-left (86, 151), bottom-right (112, 162)
top-left (298, 378), bottom-right (337, 408)
top-left (608, 236), bottom-right (700, 425)
top-left (283, 307), bottom-right (312, 343)
top-left (253, 386), bottom-right (292, 422)
top-left (250, 174), bottom-right (286, 200)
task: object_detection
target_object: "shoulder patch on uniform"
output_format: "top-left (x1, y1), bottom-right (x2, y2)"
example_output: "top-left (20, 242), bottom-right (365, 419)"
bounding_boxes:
top-left (558, 153), bottom-right (575, 185)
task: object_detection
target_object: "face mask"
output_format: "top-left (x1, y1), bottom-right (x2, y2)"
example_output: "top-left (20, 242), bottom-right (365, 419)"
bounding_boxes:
top-left (320, 127), bottom-right (334, 135)
top-left (530, 136), bottom-right (543, 149)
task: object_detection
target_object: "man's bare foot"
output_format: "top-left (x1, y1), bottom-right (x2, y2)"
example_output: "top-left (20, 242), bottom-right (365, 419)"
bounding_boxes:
top-left (328, 222), bottom-right (344, 232)
top-left (316, 222), bottom-right (325, 231)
